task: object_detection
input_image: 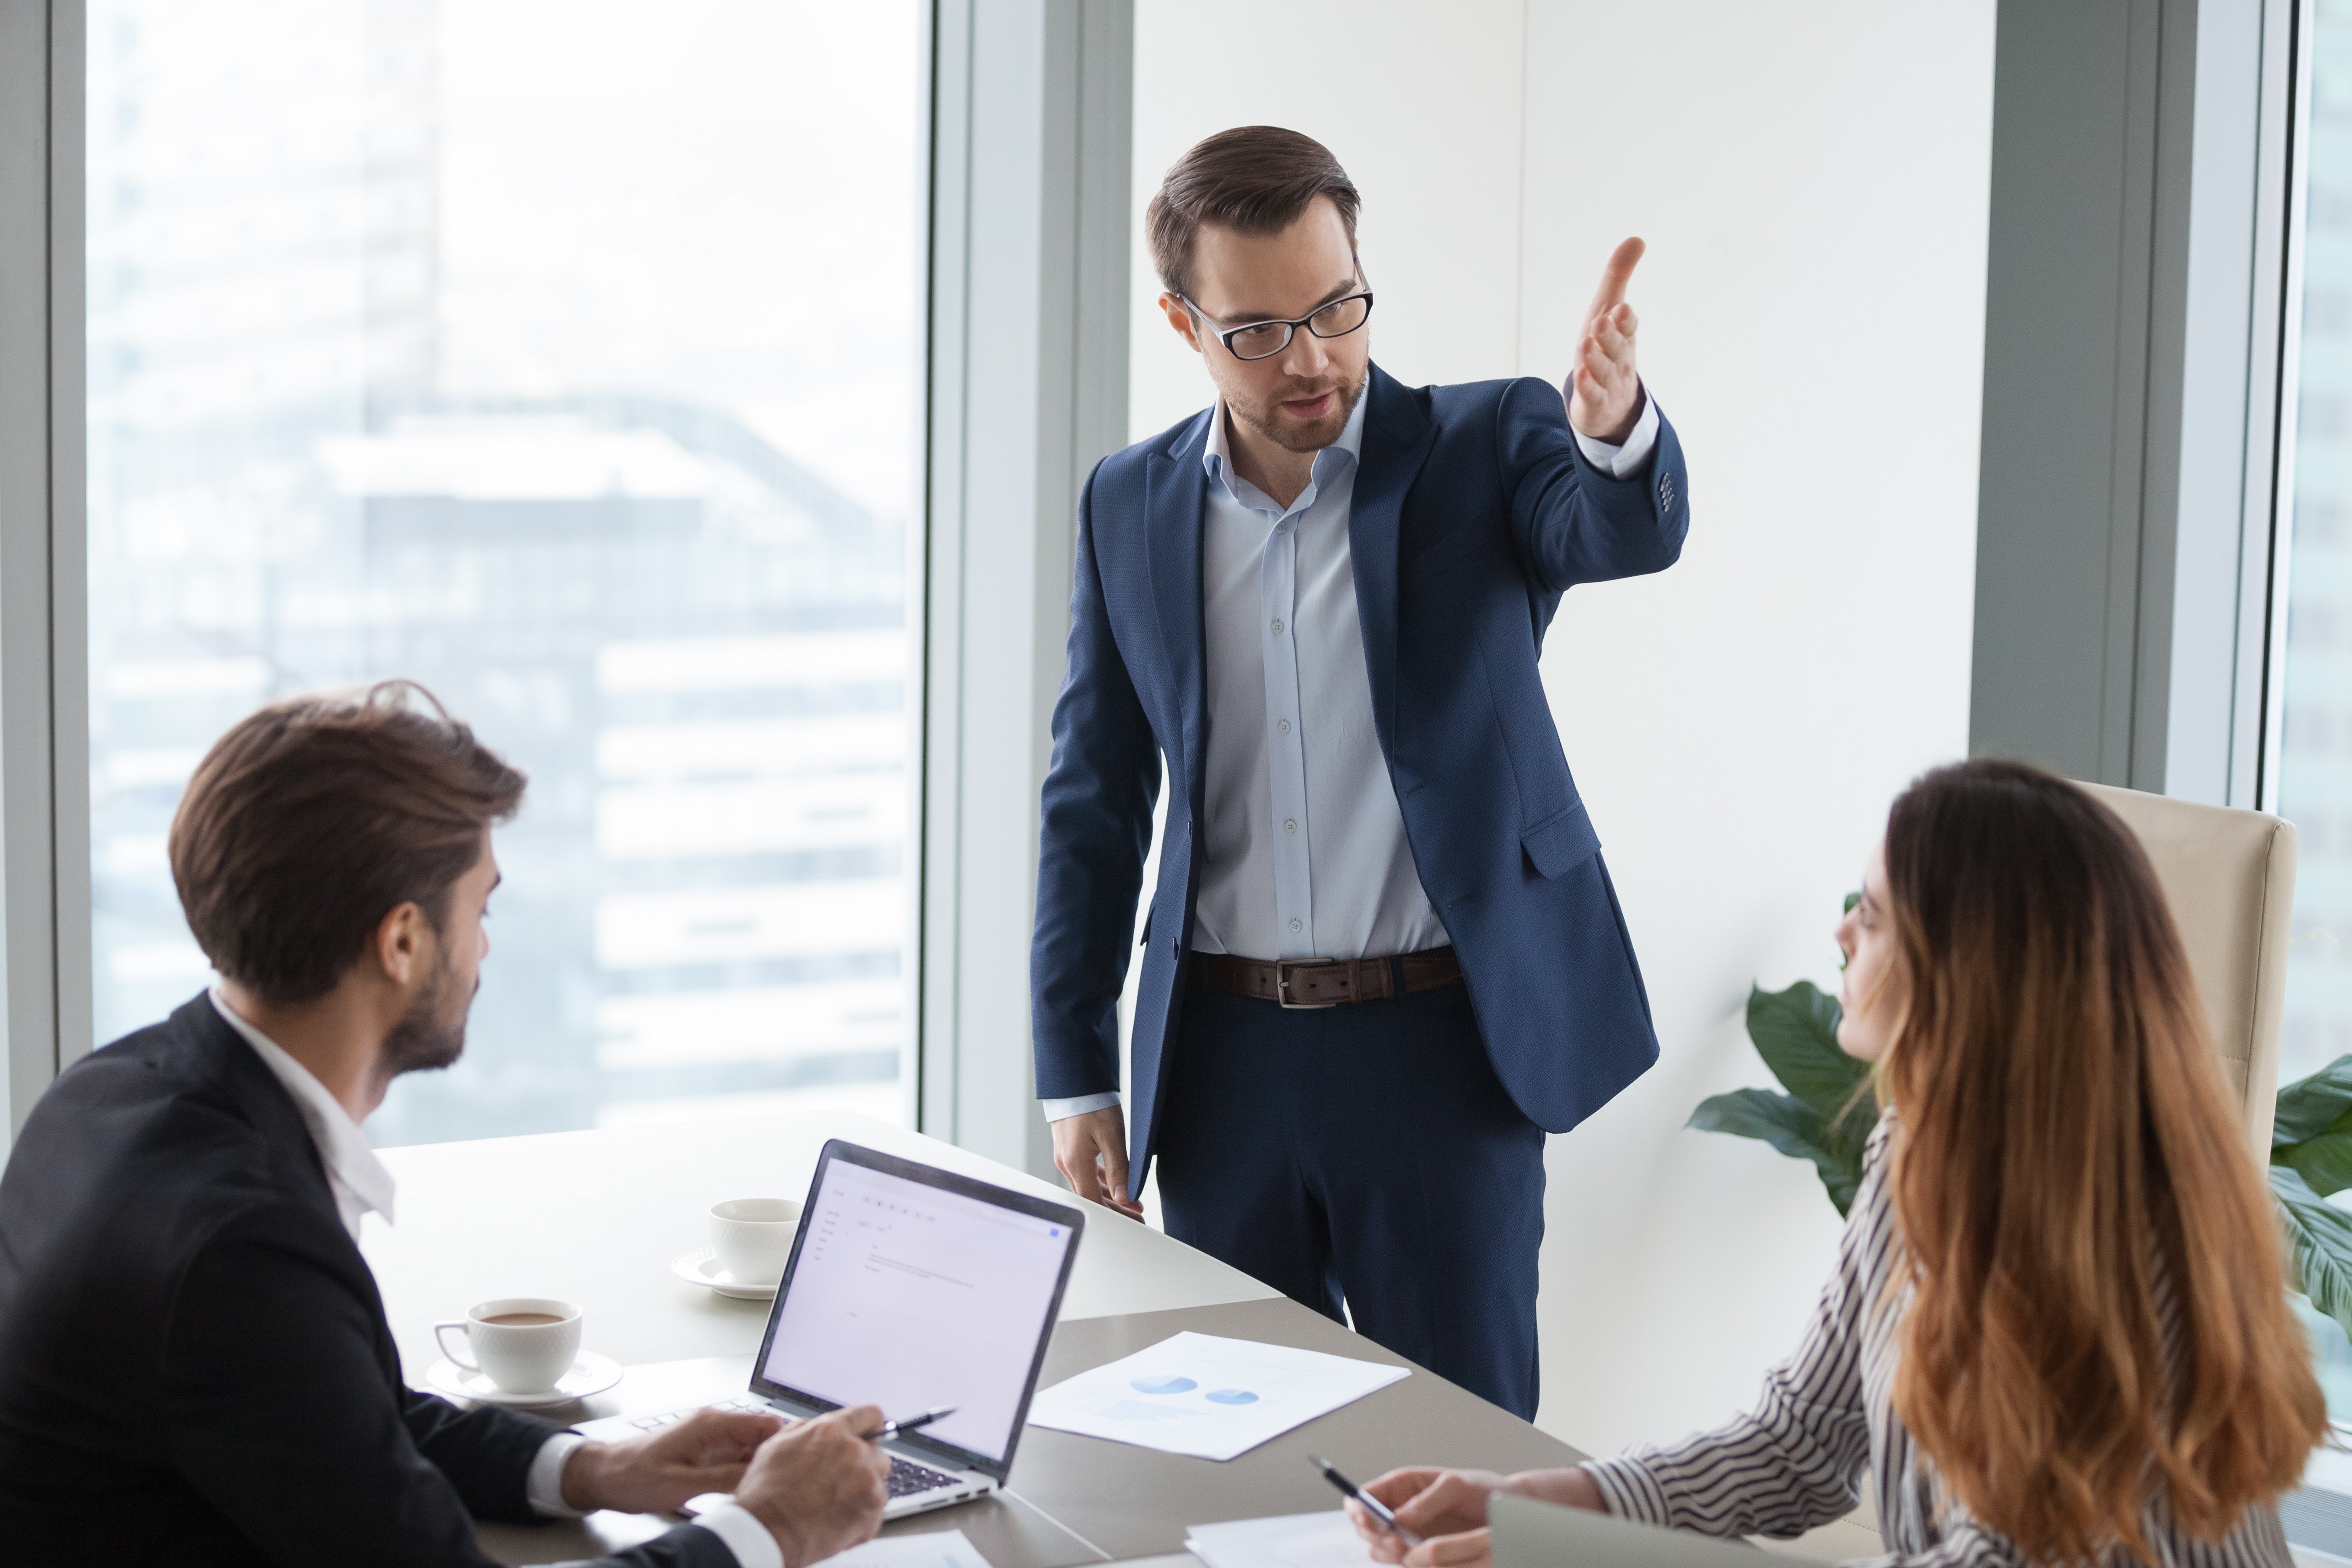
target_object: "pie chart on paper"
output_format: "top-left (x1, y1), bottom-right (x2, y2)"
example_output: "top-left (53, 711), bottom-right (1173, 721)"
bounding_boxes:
top-left (1132, 1375), bottom-right (1198, 1394)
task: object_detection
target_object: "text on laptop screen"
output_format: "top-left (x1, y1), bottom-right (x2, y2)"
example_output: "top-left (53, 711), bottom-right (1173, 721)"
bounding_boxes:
top-left (759, 1160), bottom-right (1075, 1462)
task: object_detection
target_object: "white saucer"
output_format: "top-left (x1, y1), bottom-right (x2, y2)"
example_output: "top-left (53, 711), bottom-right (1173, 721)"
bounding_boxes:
top-left (671, 1247), bottom-right (780, 1301)
top-left (424, 1351), bottom-right (623, 1408)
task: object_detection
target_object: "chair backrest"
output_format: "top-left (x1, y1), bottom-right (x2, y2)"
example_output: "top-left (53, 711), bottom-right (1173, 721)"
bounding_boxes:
top-left (2076, 781), bottom-right (2296, 1163)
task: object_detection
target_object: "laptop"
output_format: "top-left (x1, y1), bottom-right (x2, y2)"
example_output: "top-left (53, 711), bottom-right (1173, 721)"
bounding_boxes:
top-left (1489, 1494), bottom-right (1763, 1568)
top-left (577, 1139), bottom-right (1085, 1519)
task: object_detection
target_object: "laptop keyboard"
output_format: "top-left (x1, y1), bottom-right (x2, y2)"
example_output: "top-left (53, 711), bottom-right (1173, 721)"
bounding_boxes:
top-left (887, 1455), bottom-right (959, 1497)
top-left (621, 1397), bottom-right (962, 1501)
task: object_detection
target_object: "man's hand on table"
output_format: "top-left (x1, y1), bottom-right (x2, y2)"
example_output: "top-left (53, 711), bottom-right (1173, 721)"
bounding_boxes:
top-left (1050, 1106), bottom-right (1145, 1220)
top-left (1347, 1465), bottom-right (1606, 1568)
top-left (734, 1405), bottom-right (892, 1568)
top-left (560, 1406), bottom-right (784, 1515)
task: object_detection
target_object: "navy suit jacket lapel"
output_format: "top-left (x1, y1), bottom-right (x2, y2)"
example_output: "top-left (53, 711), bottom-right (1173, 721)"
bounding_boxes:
top-left (1350, 364), bottom-right (1437, 758)
top-left (1147, 409), bottom-right (1213, 813)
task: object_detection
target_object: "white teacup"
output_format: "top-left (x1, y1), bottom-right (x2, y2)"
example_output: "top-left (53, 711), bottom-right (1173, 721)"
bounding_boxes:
top-left (710, 1198), bottom-right (800, 1287)
top-left (432, 1297), bottom-right (583, 1395)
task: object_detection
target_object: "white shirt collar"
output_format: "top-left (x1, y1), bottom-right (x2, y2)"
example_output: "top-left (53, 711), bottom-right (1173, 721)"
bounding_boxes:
top-left (209, 988), bottom-right (397, 1240)
top-left (1203, 374), bottom-right (1371, 512)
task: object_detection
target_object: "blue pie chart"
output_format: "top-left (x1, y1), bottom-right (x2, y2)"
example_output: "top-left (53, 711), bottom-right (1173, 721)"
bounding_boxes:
top-left (1131, 1375), bottom-right (1197, 1394)
top-left (1205, 1389), bottom-right (1259, 1405)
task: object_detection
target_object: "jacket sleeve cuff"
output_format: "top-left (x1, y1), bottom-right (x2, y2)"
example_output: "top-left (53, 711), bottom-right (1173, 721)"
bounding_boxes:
top-left (1566, 384), bottom-right (1657, 477)
top-left (1579, 1456), bottom-right (1671, 1526)
top-left (1041, 1091), bottom-right (1122, 1121)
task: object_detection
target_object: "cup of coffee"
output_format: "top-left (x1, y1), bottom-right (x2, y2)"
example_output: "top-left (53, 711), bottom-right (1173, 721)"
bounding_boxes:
top-left (710, 1198), bottom-right (800, 1287)
top-left (432, 1298), bottom-right (583, 1395)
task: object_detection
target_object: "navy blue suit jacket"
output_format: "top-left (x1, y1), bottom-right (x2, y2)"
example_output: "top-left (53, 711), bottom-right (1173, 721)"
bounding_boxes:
top-left (1032, 363), bottom-right (1690, 1198)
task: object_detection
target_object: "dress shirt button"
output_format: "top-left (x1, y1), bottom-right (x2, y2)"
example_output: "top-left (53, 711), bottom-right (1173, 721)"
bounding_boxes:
top-left (1289, 919), bottom-right (1302, 933)
top-left (1278, 719), bottom-right (1291, 734)
top-left (1284, 819), bottom-right (1296, 833)
top-left (1270, 619), bottom-right (1284, 635)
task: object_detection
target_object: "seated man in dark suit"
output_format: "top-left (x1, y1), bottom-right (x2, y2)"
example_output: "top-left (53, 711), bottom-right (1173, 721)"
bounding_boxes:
top-left (0, 683), bottom-right (889, 1567)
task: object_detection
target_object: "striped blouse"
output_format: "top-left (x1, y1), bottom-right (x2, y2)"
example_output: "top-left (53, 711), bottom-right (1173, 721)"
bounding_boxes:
top-left (1581, 1123), bottom-right (2295, 1568)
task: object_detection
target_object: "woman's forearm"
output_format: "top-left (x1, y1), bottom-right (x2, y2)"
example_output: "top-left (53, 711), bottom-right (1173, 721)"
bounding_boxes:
top-left (1502, 1467), bottom-right (1607, 1512)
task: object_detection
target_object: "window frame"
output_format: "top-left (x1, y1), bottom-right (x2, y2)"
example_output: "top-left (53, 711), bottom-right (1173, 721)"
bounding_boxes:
top-left (0, 0), bottom-right (91, 1142)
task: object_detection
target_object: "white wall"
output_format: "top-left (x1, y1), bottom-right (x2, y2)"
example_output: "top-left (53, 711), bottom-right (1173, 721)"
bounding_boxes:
top-left (1128, 0), bottom-right (1996, 1454)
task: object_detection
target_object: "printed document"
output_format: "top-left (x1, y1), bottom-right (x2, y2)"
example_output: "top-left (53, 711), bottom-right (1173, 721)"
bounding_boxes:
top-left (827, 1527), bottom-right (992, 1568)
top-left (1025, 1331), bottom-right (1408, 1461)
top-left (1187, 1511), bottom-right (1376, 1568)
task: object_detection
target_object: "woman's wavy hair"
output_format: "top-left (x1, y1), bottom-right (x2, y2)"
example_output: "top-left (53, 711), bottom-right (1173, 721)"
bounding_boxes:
top-left (1873, 759), bottom-right (2323, 1564)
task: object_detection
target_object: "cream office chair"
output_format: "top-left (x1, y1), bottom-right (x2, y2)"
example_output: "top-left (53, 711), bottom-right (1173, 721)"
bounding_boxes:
top-left (2077, 781), bottom-right (2297, 1162)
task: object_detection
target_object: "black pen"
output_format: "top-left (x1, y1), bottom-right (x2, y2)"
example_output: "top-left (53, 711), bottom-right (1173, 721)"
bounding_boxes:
top-left (862, 1406), bottom-right (955, 1442)
top-left (1309, 1454), bottom-right (1424, 1548)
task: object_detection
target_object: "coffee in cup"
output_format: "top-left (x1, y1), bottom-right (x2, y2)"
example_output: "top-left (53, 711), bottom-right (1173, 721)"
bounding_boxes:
top-left (710, 1198), bottom-right (800, 1287)
top-left (433, 1297), bottom-right (582, 1394)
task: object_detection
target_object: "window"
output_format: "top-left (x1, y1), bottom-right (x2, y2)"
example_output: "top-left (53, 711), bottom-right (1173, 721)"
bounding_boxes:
top-left (2278, 0), bottom-right (2352, 1423)
top-left (84, 0), bottom-right (926, 1142)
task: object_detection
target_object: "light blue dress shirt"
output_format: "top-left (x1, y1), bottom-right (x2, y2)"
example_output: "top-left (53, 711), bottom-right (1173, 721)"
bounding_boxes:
top-left (1042, 377), bottom-right (1658, 1123)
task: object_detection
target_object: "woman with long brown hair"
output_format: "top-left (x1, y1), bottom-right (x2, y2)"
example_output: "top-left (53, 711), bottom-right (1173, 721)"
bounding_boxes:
top-left (1352, 759), bottom-right (2327, 1567)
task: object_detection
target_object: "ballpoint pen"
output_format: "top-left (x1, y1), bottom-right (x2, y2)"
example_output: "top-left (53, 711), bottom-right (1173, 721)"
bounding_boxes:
top-left (862, 1406), bottom-right (956, 1442)
top-left (1309, 1454), bottom-right (1424, 1548)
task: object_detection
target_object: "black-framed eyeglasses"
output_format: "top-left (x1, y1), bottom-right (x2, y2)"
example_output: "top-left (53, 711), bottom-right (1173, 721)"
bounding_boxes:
top-left (1178, 287), bottom-right (1375, 362)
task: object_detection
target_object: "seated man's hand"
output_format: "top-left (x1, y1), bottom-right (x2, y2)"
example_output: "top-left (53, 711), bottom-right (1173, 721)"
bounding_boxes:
top-left (734, 1405), bottom-right (892, 1568)
top-left (561, 1407), bottom-right (785, 1515)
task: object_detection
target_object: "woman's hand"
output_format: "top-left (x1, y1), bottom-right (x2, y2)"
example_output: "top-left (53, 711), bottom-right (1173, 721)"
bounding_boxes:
top-left (1346, 1468), bottom-right (1508, 1567)
top-left (1345, 1465), bottom-right (1610, 1568)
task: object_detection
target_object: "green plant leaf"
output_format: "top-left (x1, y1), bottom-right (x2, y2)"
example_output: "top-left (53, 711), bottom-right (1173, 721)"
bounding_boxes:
top-left (2274, 1056), bottom-right (2352, 1148)
top-left (2271, 1165), bottom-right (2352, 1344)
top-left (1745, 981), bottom-right (1874, 1149)
top-left (1689, 1088), bottom-right (1862, 1218)
top-left (2276, 1121), bottom-right (2352, 1199)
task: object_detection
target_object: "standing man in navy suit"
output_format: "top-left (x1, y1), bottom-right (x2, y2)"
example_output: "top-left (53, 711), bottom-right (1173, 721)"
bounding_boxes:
top-left (1030, 127), bottom-right (1688, 1420)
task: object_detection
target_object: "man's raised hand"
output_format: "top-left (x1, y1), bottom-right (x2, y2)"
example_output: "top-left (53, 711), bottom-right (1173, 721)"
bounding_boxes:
top-left (1567, 237), bottom-right (1646, 443)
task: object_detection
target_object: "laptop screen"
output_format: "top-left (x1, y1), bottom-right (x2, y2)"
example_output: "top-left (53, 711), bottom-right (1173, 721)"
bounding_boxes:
top-left (751, 1142), bottom-right (1083, 1474)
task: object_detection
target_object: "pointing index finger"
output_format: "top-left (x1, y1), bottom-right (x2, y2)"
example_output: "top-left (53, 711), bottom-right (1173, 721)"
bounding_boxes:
top-left (1584, 236), bottom-right (1646, 326)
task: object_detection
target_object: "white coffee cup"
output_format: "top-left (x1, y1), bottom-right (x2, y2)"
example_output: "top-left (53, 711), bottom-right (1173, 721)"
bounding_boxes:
top-left (432, 1298), bottom-right (583, 1395)
top-left (710, 1198), bottom-right (800, 1287)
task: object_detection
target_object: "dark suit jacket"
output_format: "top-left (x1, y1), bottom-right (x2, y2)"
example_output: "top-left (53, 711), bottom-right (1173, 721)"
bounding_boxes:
top-left (1031, 365), bottom-right (1691, 1197)
top-left (0, 993), bottom-right (735, 1567)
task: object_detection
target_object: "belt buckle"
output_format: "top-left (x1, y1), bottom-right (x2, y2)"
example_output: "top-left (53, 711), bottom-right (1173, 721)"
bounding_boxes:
top-left (1275, 959), bottom-right (1339, 1010)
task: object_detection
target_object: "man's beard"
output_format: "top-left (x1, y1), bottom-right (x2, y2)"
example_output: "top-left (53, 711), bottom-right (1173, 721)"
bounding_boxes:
top-left (1228, 369), bottom-right (1364, 455)
top-left (379, 949), bottom-right (472, 1078)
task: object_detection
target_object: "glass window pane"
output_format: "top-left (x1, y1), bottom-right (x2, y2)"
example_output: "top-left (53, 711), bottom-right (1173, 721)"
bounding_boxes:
top-left (2278, 0), bottom-right (2352, 1425)
top-left (84, 0), bottom-right (924, 1143)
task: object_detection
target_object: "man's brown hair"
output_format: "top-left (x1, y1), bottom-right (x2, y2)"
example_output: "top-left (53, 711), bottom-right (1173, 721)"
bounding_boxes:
top-left (169, 681), bottom-right (526, 1003)
top-left (1146, 126), bottom-right (1360, 302)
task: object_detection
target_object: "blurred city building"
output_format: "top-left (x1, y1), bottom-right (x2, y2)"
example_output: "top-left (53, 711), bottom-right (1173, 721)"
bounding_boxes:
top-left (85, 0), bottom-right (917, 1143)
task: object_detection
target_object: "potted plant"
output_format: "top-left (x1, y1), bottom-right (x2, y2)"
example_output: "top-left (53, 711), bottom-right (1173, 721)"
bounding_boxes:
top-left (1692, 972), bottom-right (2352, 1341)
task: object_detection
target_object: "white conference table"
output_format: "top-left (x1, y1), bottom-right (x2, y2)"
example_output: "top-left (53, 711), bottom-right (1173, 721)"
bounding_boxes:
top-left (363, 1109), bottom-right (1275, 1383)
top-left (365, 1110), bottom-right (1879, 1566)
top-left (365, 1110), bottom-right (1288, 1563)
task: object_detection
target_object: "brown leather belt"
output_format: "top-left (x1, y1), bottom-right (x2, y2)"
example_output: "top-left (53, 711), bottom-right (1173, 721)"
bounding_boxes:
top-left (1189, 947), bottom-right (1464, 1009)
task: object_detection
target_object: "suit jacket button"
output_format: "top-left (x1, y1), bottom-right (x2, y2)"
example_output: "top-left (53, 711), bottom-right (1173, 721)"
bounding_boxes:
top-left (1170, 937), bottom-right (1181, 958)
